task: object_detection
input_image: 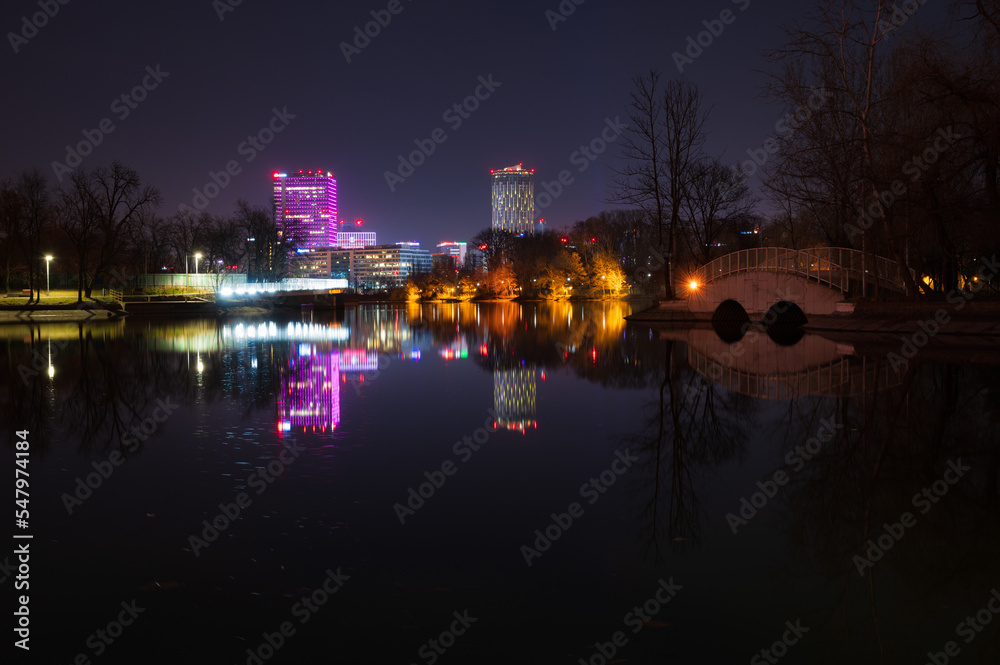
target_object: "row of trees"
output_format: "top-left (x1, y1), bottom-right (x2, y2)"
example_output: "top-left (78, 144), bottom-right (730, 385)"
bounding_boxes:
top-left (610, 0), bottom-right (1000, 298)
top-left (0, 163), bottom-right (292, 302)
top-left (760, 0), bottom-right (1000, 294)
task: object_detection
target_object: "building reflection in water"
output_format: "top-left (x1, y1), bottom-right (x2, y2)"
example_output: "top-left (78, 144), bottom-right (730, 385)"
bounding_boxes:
top-left (278, 344), bottom-right (341, 434)
top-left (494, 364), bottom-right (537, 433)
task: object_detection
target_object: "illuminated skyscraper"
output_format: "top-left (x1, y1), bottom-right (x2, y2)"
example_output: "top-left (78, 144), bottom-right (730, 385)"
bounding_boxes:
top-left (273, 170), bottom-right (338, 250)
top-left (491, 164), bottom-right (535, 234)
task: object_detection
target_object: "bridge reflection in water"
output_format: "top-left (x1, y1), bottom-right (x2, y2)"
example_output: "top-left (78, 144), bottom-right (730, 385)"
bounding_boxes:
top-left (661, 325), bottom-right (904, 399)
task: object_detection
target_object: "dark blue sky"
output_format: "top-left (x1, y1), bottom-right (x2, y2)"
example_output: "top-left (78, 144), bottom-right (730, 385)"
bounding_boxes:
top-left (6, 0), bottom-right (814, 246)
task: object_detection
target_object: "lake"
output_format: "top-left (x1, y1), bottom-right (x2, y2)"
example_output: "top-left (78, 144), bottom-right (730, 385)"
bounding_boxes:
top-left (3, 301), bottom-right (999, 664)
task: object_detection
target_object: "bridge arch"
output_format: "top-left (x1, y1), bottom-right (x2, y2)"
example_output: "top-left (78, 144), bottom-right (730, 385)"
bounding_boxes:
top-left (687, 248), bottom-right (906, 317)
top-left (711, 300), bottom-right (750, 343)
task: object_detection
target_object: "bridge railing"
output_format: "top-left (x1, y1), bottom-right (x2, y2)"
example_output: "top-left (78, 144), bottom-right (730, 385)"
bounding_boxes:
top-left (694, 247), bottom-right (905, 294)
top-left (688, 351), bottom-right (904, 398)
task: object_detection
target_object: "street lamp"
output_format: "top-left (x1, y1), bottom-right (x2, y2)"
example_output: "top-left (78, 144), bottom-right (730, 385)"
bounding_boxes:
top-left (45, 255), bottom-right (53, 297)
top-left (195, 253), bottom-right (202, 275)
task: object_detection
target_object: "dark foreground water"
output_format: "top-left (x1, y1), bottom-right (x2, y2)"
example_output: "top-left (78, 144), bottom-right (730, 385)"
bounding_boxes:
top-left (2, 301), bottom-right (1000, 664)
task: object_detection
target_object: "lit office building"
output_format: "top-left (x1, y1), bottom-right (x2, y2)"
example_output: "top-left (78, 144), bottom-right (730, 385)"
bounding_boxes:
top-left (436, 241), bottom-right (468, 266)
top-left (338, 232), bottom-right (377, 249)
top-left (494, 365), bottom-right (538, 433)
top-left (337, 219), bottom-right (377, 249)
top-left (329, 243), bottom-right (432, 290)
top-left (491, 164), bottom-right (535, 235)
top-left (273, 170), bottom-right (338, 250)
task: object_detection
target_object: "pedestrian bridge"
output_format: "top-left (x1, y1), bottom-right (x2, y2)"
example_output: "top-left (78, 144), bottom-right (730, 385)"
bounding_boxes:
top-left (686, 247), bottom-right (906, 319)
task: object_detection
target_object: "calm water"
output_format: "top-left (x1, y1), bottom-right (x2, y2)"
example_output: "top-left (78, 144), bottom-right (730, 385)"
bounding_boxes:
top-left (3, 301), bottom-right (1000, 664)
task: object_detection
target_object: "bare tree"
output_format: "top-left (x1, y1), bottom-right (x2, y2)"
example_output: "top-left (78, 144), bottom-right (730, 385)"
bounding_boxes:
top-left (681, 158), bottom-right (757, 264)
top-left (612, 71), bottom-right (709, 298)
top-left (236, 199), bottom-right (295, 282)
top-left (768, 0), bottom-right (924, 296)
top-left (59, 162), bottom-right (161, 301)
top-left (5, 169), bottom-right (57, 303)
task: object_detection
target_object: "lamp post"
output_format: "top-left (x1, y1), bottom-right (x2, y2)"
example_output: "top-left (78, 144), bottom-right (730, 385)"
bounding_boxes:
top-left (45, 255), bottom-right (53, 297)
top-left (195, 253), bottom-right (202, 276)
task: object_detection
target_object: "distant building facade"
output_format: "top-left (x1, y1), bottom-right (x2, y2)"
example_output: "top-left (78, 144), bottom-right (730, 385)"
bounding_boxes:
top-left (491, 164), bottom-right (535, 235)
top-left (466, 246), bottom-right (485, 270)
top-left (436, 241), bottom-right (468, 266)
top-left (290, 247), bottom-right (335, 279)
top-left (337, 232), bottom-right (377, 249)
top-left (273, 170), bottom-right (338, 250)
top-left (329, 243), bottom-right (432, 290)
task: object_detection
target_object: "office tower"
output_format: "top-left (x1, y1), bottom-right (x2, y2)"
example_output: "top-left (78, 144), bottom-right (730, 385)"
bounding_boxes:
top-left (491, 164), bottom-right (535, 234)
top-left (273, 170), bottom-right (338, 250)
top-left (436, 241), bottom-right (468, 266)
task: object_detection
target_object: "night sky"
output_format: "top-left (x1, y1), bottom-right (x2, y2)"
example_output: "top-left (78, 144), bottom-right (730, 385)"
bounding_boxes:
top-left (6, 0), bottom-right (858, 246)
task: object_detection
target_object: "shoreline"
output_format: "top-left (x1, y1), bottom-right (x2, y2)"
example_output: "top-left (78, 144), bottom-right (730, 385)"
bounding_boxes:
top-left (625, 299), bottom-right (1000, 336)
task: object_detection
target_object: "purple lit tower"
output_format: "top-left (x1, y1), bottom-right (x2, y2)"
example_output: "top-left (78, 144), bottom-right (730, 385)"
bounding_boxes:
top-left (273, 170), bottom-right (338, 250)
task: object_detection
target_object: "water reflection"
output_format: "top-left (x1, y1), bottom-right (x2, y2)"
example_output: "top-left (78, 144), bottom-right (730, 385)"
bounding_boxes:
top-left (278, 345), bottom-right (340, 434)
top-left (3, 301), bottom-right (1000, 661)
top-left (494, 365), bottom-right (537, 433)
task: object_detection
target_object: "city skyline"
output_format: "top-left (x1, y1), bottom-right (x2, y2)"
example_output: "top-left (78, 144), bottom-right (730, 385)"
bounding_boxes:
top-left (3, 0), bottom-right (868, 246)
